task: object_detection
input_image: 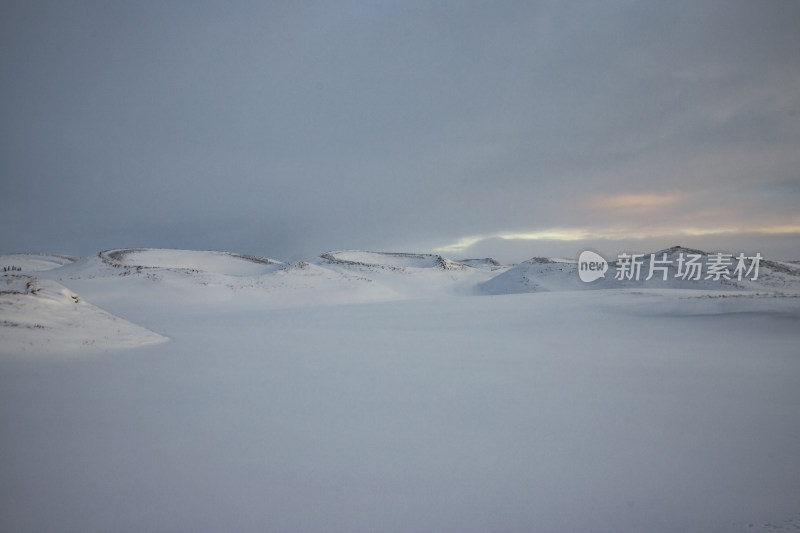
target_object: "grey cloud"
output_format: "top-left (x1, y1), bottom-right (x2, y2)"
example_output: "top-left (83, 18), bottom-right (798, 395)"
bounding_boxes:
top-left (1, 1), bottom-right (799, 260)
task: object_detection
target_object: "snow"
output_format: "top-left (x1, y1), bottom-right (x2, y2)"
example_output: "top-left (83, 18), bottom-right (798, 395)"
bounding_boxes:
top-left (0, 252), bottom-right (77, 272)
top-left (322, 250), bottom-right (455, 269)
top-left (100, 248), bottom-right (282, 276)
top-left (0, 277), bottom-right (168, 354)
top-left (1, 247), bottom-right (800, 532)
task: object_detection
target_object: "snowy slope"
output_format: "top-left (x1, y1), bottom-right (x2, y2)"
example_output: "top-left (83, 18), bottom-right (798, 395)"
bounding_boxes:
top-left (1, 252), bottom-right (170, 354)
top-left (0, 276), bottom-right (167, 355)
top-left (478, 256), bottom-right (584, 294)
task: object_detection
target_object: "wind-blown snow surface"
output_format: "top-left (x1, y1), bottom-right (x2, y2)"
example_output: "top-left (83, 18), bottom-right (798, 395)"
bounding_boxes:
top-left (1, 248), bottom-right (800, 532)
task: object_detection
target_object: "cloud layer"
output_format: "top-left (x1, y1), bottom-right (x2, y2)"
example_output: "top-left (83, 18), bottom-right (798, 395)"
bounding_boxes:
top-left (2, 1), bottom-right (799, 261)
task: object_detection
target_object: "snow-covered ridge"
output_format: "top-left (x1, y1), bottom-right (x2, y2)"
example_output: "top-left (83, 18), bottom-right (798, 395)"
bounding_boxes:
top-left (3, 246), bottom-right (798, 298)
top-left (0, 253), bottom-right (77, 272)
top-left (457, 258), bottom-right (504, 269)
top-left (100, 248), bottom-right (282, 276)
top-left (321, 250), bottom-right (468, 271)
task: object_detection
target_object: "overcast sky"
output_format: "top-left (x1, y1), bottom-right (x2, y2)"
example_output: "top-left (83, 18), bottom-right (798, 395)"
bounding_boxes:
top-left (2, 1), bottom-right (799, 262)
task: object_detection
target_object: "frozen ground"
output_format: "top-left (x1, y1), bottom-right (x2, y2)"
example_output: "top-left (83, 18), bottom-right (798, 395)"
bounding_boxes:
top-left (1, 248), bottom-right (799, 532)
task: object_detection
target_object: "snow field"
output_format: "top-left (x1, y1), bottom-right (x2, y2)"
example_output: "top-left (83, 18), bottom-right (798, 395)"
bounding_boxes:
top-left (1, 248), bottom-right (799, 532)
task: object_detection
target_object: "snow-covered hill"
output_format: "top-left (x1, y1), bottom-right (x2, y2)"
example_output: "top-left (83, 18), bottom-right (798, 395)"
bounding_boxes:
top-left (478, 256), bottom-right (584, 294)
top-left (319, 250), bottom-right (499, 298)
top-left (0, 276), bottom-right (167, 354)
